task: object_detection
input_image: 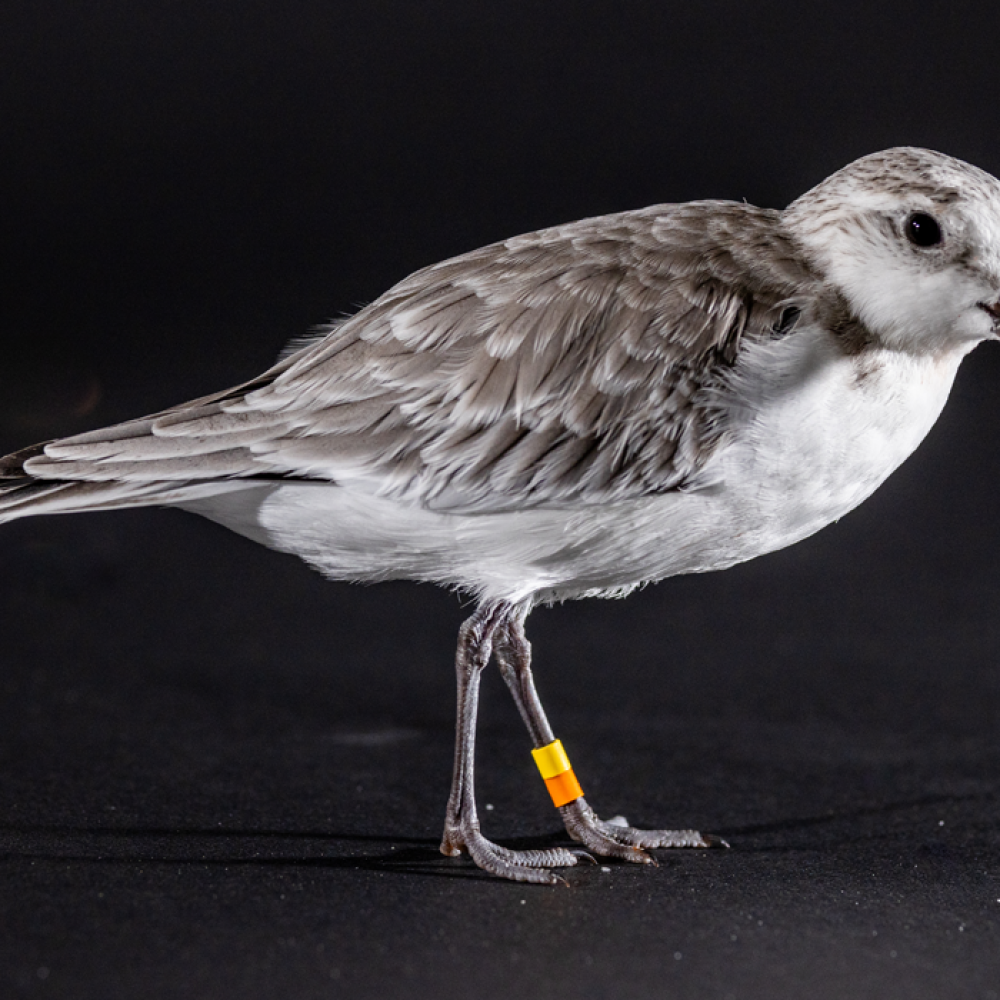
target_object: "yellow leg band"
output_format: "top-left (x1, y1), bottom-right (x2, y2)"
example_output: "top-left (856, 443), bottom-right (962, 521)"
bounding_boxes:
top-left (531, 739), bottom-right (583, 807)
top-left (531, 739), bottom-right (572, 779)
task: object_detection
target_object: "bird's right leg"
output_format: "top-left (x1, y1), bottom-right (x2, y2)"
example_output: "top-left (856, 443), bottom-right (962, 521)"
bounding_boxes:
top-left (493, 606), bottom-right (726, 862)
top-left (439, 602), bottom-right (581, 884)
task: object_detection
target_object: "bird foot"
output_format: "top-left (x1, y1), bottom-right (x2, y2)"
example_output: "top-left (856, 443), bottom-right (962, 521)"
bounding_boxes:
top-left (560, 798), bottom-right (729, 863)
top-left (440, 822), bottom-right (589, 884)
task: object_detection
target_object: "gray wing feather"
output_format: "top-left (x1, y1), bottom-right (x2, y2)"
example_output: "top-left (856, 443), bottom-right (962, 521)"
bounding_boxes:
top-left (21, 201), bottom-right (818, 511)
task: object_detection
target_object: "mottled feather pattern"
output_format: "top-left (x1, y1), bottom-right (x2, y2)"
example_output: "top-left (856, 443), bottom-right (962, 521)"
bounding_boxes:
top-left (10, 201), bottom-right (819, 514)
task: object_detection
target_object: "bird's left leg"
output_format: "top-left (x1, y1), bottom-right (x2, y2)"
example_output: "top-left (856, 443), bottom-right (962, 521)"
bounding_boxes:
top-left (493, 606), bottom-right (727, 862)
top-left (439, 601), bottom-right (582, 883)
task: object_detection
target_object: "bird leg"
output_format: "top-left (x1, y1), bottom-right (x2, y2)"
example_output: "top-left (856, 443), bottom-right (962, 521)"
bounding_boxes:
top-left (439, 602), bottom-right (582, 883)
top-left (493, 607), bottom-right (728, 862)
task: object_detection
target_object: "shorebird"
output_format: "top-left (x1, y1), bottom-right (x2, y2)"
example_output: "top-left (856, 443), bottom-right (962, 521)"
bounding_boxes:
top-left (3, 147), bottom-right (999, 883)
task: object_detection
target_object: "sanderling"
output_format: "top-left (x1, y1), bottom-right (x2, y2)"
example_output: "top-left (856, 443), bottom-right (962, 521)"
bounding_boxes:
top-left (3, 147), bottom-right (999, 882)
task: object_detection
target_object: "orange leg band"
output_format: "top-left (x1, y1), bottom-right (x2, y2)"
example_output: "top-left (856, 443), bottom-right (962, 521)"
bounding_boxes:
top-left (532, 739), bottom-right (583, 807)
top-left (543, 768), bottom-right (584, 808)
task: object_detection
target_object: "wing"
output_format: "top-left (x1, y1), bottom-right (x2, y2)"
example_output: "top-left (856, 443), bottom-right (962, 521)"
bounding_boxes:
top-left (19, 201), bottom-right (818, 512)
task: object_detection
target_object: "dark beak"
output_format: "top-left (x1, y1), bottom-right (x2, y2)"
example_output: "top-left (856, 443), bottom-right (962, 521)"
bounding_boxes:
top-left (978, 299), bottom-right (1000, 329)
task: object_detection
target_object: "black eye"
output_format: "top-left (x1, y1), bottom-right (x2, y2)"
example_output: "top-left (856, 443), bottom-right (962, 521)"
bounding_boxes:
top-left (905, 212), bottom-right (942, 247)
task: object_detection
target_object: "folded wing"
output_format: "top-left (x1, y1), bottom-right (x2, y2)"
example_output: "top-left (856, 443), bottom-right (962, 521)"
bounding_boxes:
top-left (11, 201), bottom-right (817, 515)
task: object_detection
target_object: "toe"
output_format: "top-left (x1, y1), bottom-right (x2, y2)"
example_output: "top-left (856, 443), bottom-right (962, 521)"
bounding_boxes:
top-left (560, 798), bottom-right (727, 854)
top-left (452, 827), bottom-right (581, 883)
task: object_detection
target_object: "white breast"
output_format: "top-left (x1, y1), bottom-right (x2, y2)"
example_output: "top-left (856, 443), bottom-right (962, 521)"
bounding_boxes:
top-left (524, 325), bottom-right (970, 599)
top-left (692, 325), bottom-right (968, 569)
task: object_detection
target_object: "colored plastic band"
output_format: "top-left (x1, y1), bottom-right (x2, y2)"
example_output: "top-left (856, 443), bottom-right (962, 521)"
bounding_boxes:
top-left (544, 769), bottom-right (584, 808)
top-left (531, 739), bottom-right (583, 807)
top-left (531, 739), bottom-right (572, 780)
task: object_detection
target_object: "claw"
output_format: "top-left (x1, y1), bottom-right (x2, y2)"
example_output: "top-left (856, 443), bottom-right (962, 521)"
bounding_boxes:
top-left (702, 833), bottom-right (730, 849)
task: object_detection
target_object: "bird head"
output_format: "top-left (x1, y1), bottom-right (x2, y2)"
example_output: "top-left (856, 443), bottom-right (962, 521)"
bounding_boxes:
top-left (782, 147), bottom-right (1000, 356)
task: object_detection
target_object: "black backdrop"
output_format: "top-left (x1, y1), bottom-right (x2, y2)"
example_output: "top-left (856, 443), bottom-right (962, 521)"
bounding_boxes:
top-left (3, 3), bottom-right (1000, 998)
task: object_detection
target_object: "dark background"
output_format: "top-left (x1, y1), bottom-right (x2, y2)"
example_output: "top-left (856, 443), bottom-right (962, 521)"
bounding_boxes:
top-left (3, 2), bottom-right (1000, 998)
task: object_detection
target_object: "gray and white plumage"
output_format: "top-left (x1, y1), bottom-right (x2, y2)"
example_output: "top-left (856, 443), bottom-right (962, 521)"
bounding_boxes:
top-left (4, 147), bottom-right (1000, 882)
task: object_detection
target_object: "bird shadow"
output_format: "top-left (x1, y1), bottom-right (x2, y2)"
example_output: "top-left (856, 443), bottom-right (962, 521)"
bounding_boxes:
top-left (0, 822), bottom-right (576, 881)
top-left (2, 788), bottom-right (996, 879)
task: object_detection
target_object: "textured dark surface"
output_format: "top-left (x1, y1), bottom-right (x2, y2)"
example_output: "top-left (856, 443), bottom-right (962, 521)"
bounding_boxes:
top-left (3, 2), bottom-right (1000, 998)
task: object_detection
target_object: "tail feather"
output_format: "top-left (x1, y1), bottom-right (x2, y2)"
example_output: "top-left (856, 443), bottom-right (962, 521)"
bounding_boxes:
top-left (0, 479), bottom-right (77, 517)
top-left (0, 440), bottom-right (52, 479)
top-left (0, 354), bottom-right (299, 526)
top-left (0, 476), bottom-right (163, 524)
top-left (0, 471), bottom-right (258, 525)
